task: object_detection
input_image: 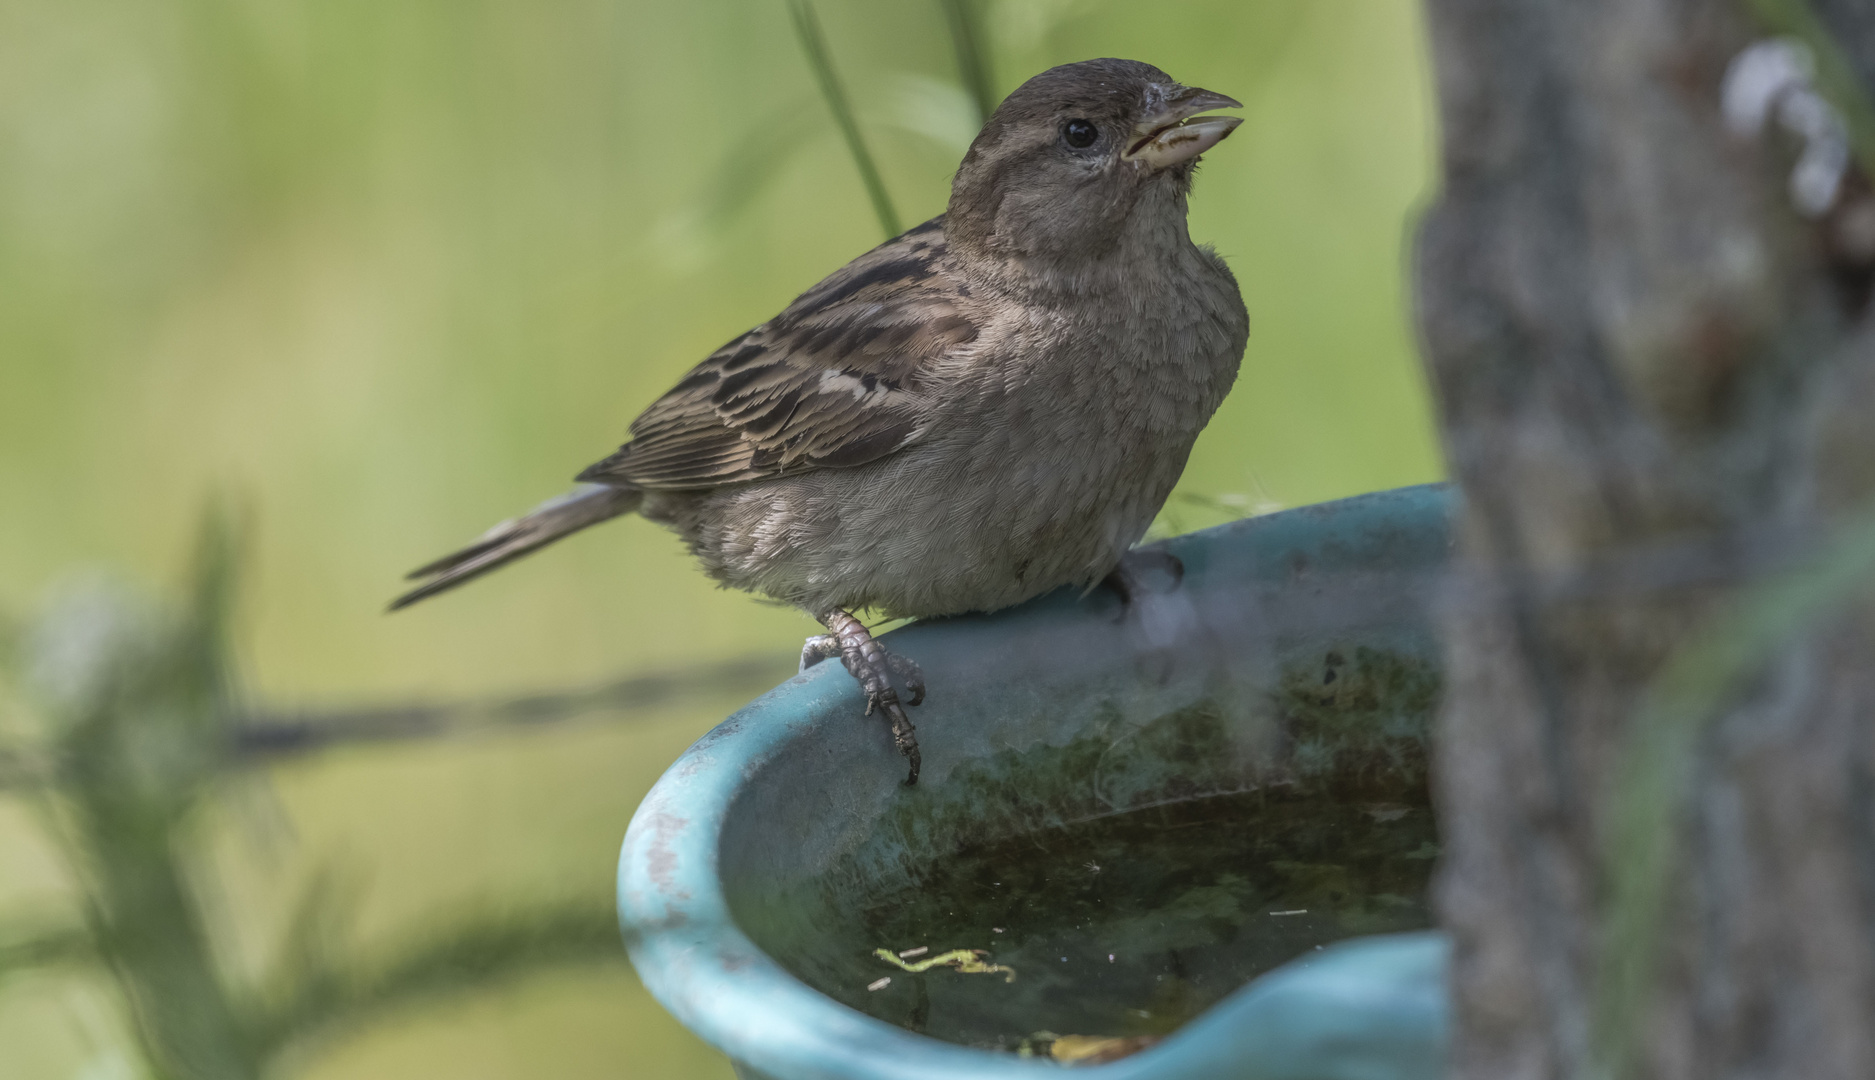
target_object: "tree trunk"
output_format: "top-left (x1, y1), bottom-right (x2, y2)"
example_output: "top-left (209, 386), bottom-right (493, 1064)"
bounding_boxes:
top-left (1416, 1), bottom-right (1875, 1077)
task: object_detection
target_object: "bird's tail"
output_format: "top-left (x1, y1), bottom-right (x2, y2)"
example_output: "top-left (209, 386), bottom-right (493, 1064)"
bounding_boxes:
top-left (389, 483), bottom-right (642, 611)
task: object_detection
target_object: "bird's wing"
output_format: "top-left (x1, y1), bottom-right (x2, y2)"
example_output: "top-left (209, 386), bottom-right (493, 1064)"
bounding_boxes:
top-left (577, 217), bottom-right (979, 490)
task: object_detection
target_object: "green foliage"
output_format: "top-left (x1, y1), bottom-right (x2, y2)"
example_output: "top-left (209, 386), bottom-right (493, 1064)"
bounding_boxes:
top-left (3, 514), bottom-right (633, 1079)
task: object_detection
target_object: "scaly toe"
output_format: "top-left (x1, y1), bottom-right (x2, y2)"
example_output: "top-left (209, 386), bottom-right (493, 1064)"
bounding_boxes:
top-left (887, 653), bottom-right (926, 706)
top-left (883, 700), bottom-right (921, 784)
top-left (800, 634), bottom-right (840, 673)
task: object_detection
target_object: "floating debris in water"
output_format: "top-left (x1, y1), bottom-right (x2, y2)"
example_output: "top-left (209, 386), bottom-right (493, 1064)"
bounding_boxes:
top-left (1018, 1032), bottom-right (1160, 1065)
top-left (798, 771), bottom-right (1439, 1053)
top-left (1050, 1034), bottom-right (1160, 1065)
top-left (1016, 1031), bottom-right (1058, 1058)
top-left (898, 945), bottom-right (929, 959)
top-left (867, 977), bottom-right (892, 992)
top-left (873, 947), bottom-right (1016, 983)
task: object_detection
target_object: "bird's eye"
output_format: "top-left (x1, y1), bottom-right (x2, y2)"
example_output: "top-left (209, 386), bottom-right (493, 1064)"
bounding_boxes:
top-left (1062, 119), bottom-right (1099, 149)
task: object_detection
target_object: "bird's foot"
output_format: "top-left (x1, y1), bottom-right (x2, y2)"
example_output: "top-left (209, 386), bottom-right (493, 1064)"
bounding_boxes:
top-left (801, 634), bottom-right (925, 705)
top-left (1102, 549), bottom-right (1185, 614)
top-left (1103, 549), bottom-right (1193, 683)
top-left (811, 610), bottom-right (923, 784)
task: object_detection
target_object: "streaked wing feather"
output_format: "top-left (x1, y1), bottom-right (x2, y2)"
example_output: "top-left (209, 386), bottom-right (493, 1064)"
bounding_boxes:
top-left (577, 217), bottom-right (975, 489)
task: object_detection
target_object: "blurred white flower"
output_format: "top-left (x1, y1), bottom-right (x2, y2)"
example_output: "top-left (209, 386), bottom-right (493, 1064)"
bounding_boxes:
top-left (1722, 38), bottom-right (1850, 217)
top-left (23, 578), bottom-right (153, 718)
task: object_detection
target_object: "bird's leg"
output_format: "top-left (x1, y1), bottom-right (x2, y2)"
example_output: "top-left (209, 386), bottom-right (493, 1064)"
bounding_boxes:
top-left (816, 608), bottom-right (922, 785)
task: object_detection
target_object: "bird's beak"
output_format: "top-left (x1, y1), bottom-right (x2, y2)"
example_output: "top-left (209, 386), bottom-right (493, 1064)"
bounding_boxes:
top-left (1122, 86), bottom-right (1244, 171)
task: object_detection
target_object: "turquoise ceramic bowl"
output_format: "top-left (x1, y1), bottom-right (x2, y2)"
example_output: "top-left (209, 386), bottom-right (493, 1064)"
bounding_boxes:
top-left (619, 485), bottom-right (1454, 1080)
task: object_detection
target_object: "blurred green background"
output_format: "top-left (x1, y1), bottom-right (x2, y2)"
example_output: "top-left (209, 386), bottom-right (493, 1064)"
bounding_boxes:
top-left (0, 1), bottom-right (1438, 1077)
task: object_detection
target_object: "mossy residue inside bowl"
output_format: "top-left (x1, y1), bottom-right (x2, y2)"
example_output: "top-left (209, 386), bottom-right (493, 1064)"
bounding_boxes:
top-left (732, 647), bottom-right (1440, 1054)
top-left (851, 785), bottom-right (1435, 1053)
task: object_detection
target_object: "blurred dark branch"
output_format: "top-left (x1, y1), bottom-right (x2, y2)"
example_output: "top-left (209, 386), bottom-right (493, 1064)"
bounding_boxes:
top-left (0, 653), bottom-right (791, 791)
top-left (787, 0), bottom-right (903, 238)
top-left (0, 655), bottom-right (791, 798)
top-left (231, 652), bottom-right (791, 760)
top-left (937, 0), bottom-right (998, 123)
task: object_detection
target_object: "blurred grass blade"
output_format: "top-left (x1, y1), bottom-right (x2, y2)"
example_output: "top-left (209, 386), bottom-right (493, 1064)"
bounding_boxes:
top-left (256, 859), bottom-right (366, 1047)
top-left (1594, 504), bottom-right (1875, 1079)
top-left (787, 0), bottom-right (903, 239)
top-left (257, 903), bottom-right (626, 1061)
top-left (187, 498), bottom-right (244, 657)
top-left (181, 498), bottom-right (246, 748)
top-left (937, 0), bottom-right (997, 123)
top-left (695, 106), bottom-right (822, 228)
top-left (0, 744), bottom-right (50, 791)
top-left (0, 923), bottom-right (95, 978)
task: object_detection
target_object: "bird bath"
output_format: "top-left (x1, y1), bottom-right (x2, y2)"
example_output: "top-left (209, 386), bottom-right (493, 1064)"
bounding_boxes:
top-left (619, 485), bottom-right (1453, 1079)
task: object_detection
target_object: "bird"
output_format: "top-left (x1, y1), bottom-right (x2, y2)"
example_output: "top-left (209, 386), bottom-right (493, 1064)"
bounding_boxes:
top-left (392, 58), bottom-right (1250, 784)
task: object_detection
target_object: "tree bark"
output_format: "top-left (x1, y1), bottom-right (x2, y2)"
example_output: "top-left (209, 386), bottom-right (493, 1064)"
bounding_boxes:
top-left (1416, 1), bottom-right (1875, 1078)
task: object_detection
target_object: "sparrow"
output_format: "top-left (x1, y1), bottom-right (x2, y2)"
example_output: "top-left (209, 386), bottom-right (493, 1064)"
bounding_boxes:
top-left (393, 58), bottom-right (1250, 784)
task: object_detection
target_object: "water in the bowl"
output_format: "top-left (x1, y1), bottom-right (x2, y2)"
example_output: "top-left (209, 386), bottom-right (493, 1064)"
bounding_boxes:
top-left (732, 647), bottom-right (1441, 1059)
top-left (839, 784), bottom-right (1436, 1054)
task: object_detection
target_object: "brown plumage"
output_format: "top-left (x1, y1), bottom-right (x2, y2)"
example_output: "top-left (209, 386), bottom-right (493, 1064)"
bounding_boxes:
top-left (394, 58), bottom-right (1251, 783)
top-left (575, 219), bottom-right (967, 489)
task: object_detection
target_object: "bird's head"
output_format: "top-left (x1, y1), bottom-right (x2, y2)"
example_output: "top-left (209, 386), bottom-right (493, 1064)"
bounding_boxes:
top-left (946, 58), bottom-right (1241, 266)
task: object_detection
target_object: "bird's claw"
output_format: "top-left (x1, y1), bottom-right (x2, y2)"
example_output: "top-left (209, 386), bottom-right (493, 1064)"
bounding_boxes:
top-left (815, 612), bottom-right (924, 784)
